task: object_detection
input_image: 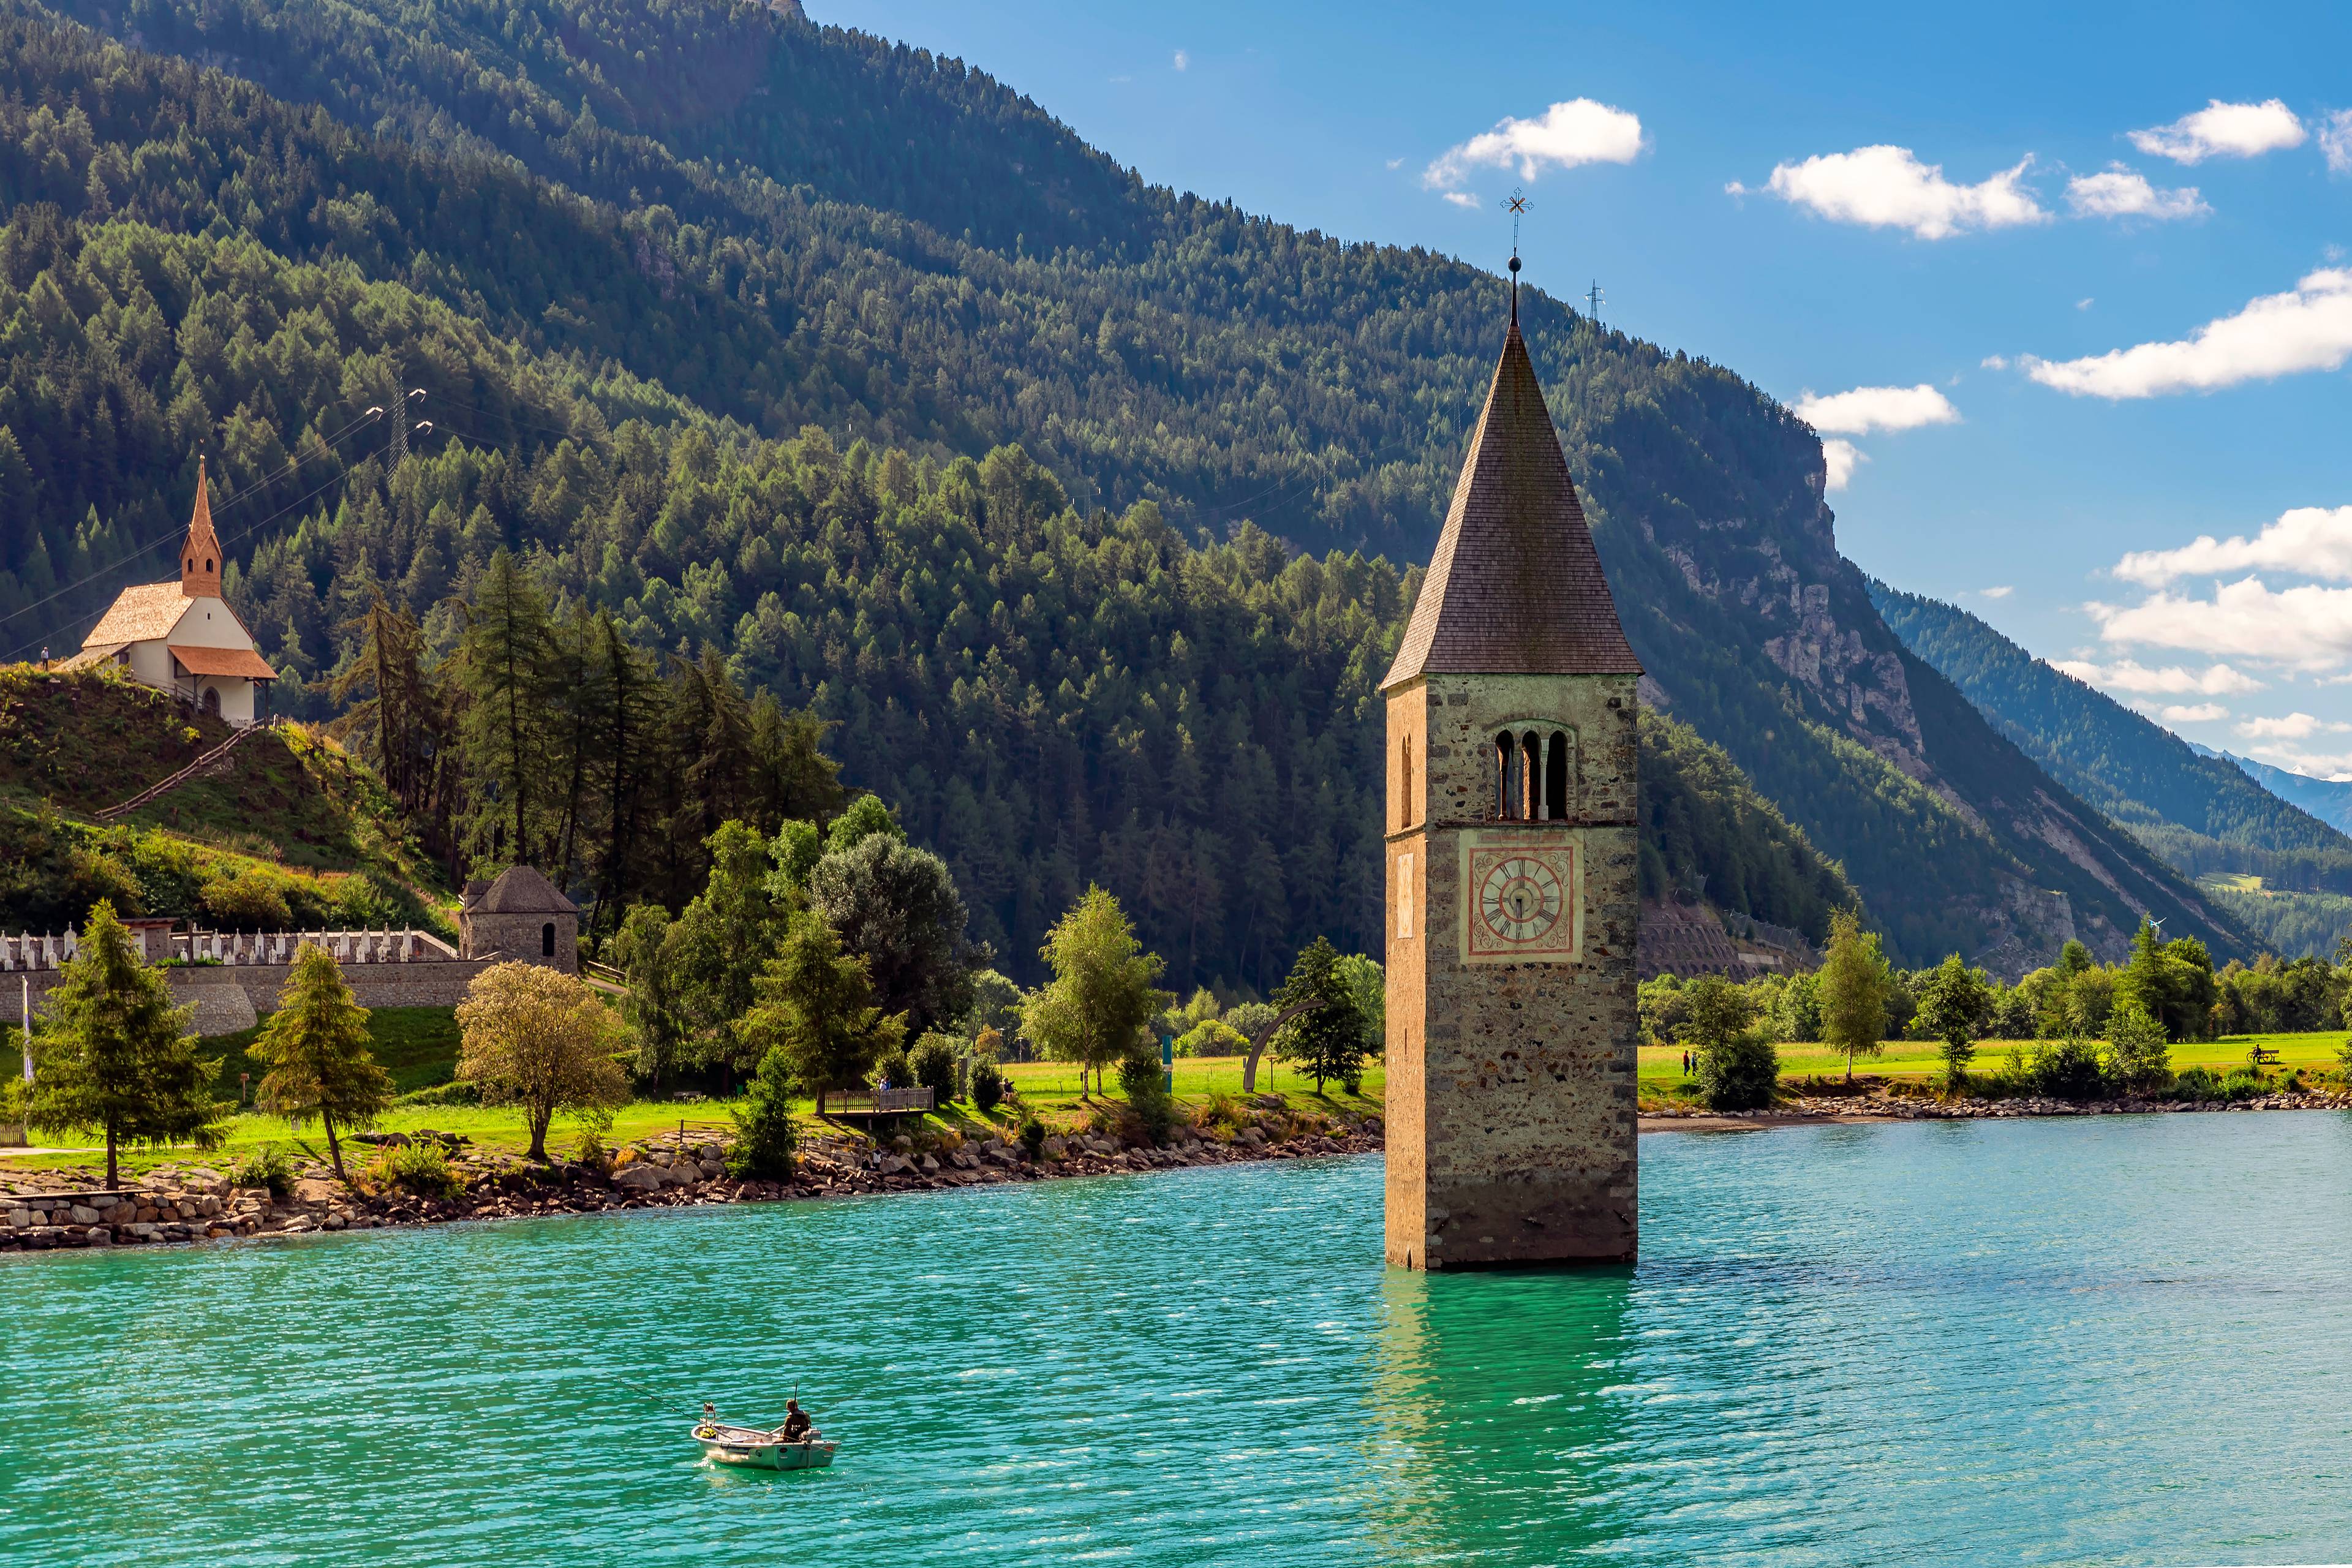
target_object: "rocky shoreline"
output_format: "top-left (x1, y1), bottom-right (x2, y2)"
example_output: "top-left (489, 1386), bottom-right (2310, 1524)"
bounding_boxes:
top-left (1644, 1086), bottom-right (2352, 1130)
top-left (0, 1111), bottom-right (1387, 1254)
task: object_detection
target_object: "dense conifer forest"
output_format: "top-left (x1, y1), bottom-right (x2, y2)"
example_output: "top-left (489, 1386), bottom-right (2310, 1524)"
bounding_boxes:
top-left (0, 0), bottom-right (2248, 969)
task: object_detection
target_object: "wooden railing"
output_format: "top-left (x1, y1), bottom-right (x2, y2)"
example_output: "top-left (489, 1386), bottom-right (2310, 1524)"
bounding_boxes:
top-left (826, 1087), bottom-right (935, 1117)
top-left (97, 721), bottom-right (270, 821)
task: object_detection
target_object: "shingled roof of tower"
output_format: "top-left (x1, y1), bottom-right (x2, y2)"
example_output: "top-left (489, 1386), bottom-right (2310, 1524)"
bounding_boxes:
top-left (1382, 321), bottom-right (1642, 687)
top-left (466, 864), bottom-right (578, 914)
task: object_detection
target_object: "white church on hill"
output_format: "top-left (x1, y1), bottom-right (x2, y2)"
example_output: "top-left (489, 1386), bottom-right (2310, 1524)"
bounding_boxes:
top-left (61, 461), bottom-right (278, 725)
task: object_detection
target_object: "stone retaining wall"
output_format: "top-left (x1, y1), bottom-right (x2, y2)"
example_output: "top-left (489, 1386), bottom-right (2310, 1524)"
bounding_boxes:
top-left (17, 959), bottom-right (498, 1035)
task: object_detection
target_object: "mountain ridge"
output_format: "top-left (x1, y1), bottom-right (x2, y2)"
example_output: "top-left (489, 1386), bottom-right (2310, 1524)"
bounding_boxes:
top-left (0, 0), bottom-right (2250, 971)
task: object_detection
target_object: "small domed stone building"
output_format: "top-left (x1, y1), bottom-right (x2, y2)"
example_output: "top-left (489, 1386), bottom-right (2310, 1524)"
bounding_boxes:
top-left (458, 865), bottom-right (578, 973)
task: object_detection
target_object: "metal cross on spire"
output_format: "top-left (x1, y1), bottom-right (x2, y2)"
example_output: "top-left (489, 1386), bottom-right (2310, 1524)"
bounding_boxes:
top-left (1504, 189), bottom-right (1528, 325)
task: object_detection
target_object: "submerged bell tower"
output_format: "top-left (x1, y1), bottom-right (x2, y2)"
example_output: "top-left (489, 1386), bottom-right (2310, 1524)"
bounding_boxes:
top-left (1381, 262), bottom-right (1643, 1268)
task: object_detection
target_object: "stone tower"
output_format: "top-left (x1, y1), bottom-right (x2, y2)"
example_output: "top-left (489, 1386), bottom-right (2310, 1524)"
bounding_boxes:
top-left (1381, 292), bottom-right (1643, 1269)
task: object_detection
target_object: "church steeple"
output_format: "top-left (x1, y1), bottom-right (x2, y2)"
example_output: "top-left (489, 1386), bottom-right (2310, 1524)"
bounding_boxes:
top-left (180, 458), bottom-right (222, 599)
top-left (1382, 312), bottom-right (1640, 688)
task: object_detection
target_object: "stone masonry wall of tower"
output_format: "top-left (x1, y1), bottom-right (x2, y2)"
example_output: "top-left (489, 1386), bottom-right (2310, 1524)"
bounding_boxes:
top-left (1384, 673), bottom-right (1639, 1267)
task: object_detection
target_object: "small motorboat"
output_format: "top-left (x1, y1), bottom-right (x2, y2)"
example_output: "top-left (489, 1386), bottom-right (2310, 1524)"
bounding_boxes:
top-left (693, 1409), bottom-right (838, 1471)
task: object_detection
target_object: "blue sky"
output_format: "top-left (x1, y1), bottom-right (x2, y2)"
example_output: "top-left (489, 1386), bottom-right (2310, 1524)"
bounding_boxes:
top-left (827, 0), bottom-right (2352, 773)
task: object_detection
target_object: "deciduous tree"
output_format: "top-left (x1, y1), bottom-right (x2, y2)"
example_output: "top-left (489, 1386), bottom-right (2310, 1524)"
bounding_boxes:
top-left (456, 962), bottom-right (627, 1162)
top-left (1817, 910), bottom-right (1891, 1082)
top-left (1019, 886), bottom-right (1169, 1097)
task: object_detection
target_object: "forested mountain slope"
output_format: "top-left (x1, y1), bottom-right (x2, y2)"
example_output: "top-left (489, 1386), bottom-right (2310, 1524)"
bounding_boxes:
top-left (0, 0), bottom-right (2247, 968)
top-left (1871, 583), bottom-right (2352, 895)
top-left (2200, 745), bottom-right (2352, 839)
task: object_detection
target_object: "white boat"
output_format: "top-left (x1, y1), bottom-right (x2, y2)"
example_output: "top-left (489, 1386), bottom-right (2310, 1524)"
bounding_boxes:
top-left (693, 1417), bottom-right (838, 1471)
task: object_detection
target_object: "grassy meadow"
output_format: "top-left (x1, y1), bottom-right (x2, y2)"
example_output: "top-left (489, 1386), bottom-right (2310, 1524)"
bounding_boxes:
top-left (10, 997), bottom-right (2345, 1181)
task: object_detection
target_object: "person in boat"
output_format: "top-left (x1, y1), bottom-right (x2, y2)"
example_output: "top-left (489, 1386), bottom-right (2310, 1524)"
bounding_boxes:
top-left (780, 1400), bottom-right (813, 1442)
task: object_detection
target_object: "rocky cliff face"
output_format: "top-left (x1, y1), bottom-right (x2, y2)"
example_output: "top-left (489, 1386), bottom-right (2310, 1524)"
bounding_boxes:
top-left (1556, 377), bottom-right (2247, 970)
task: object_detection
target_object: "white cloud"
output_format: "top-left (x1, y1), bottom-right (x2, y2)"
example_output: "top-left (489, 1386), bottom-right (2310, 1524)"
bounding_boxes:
top-left (2115, 505), bottom-right (2352, 586)
top-left (2066, 165), bottom-right (2209, 221)
top-left (1425, 99), bottom-right (1645, 194)
top-left (1385, 157), bottom-right (1403, 170)
top-left (1790, 383), bottom-right (1961, 435)
top-left (2087, 579), bottom-right (2352, 671)
top-left (2237, 712), bottom-right (2349, 739)
top-left (1172, 50), bottom-right (1189, 71)
top-left (2246, 745), bottom-right (2352, 779)
top-left (2077, 297), bottom-right (2095, 311)
top-left (2160, 703), bottom-right (2230, 722)
top-left (1980, 354), bottom-right (2010, 370)
top-left (1980, 585), bottom-right (2015, 599)
top-left (1820, 438), bottom-right (1864, 491)
top-left (2128, 99), bottom-right (2305, 164)
top-left (2323, 110), bottom-right (2352, 175)
top-left (1736, 146), bottom-right (2045, 239)
top-left (2022, 268), bottom-right (2352, 398)
top-left (2051, 658), bottom-right (2264, 695)
top-left (1441, 190), bottom-right (1479, 210)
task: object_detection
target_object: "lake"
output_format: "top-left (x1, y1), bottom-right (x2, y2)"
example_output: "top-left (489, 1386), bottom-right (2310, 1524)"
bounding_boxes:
top-left (8, 1113), bottom-right (2352, 1566)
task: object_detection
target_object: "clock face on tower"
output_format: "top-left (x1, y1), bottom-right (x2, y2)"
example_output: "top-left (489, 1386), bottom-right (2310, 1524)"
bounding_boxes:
top-left (1461, 835), bottom-right (1582, 963)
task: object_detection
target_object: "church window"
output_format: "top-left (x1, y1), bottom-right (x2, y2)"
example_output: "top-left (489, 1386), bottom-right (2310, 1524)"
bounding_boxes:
top-left (1400, 736), bottom-right (1415, 827)
top-left (541, 922), bottom-right (556, 957)
top-left (1494, 731), bottom-right (1519, 818)
top-left (1546, 732), bottom-right (1570, 820)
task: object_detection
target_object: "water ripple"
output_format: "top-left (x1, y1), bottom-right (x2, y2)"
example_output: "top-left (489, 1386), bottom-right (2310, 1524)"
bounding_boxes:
top-left (7, 1117), bottom-right (2352, 1564)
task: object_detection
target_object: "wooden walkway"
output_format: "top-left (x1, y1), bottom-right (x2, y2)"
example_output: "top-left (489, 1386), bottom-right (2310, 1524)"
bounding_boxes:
top-left (98, 722), bottom-right (269, 821)
top-left (824, 1088), bottom-right (935, 1120)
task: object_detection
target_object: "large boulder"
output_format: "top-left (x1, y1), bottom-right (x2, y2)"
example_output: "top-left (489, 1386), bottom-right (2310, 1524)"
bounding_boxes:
top-left (612, 1166), bottom-right (665, 1193)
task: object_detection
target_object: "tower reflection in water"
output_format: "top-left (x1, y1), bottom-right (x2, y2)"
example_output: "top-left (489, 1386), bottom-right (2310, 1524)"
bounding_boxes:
top-left (1361, 1264), bottom-right (1636, 1561)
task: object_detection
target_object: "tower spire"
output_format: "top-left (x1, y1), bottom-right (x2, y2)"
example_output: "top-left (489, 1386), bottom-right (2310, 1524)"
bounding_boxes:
top-left (181, 454), bottom-right (223, 600)
top-left (1504, 189), bottom-right (1528, 329)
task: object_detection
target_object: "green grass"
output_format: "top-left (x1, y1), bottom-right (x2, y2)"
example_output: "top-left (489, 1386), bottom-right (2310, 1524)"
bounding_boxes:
top-left (0, 1049), bottom-right (1384, 1177)
top-left (204, 1006), bottom-right (466, 1099)
top-left (1639, 1031), bottom-right (2350, 1101)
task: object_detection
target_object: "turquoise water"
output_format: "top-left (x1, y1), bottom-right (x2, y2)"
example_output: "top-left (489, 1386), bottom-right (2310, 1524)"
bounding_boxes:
top-left (9, 1115), bottom-right (2352, 1566)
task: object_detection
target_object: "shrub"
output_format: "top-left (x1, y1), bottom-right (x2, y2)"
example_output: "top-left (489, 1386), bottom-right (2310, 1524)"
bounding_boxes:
top-left (201, 870), bottom-right (293, 929)
top-left (230, 1142), bottom-right (294, 1197)
top-left (369, 1142), bottom-right (460, 1199)
top-left (399, 1079), bottom-right (481, 1107)
top-left (2103, 1001), bottom-right (2171, 1095)
top-left (2171, 1067), bottom-right (2223, 1102)
top-left (1174, 1019), bottom-right (1248, 1058)
top-left (1018, 1116), bottom-right (1046, 1159)
top-left (871, 1043), bottom-right (913, 1093)
top-left (910, 1033), bottom-right (963, 1104)
top-left (728, 1045), bottom-right (797, 1180)
top-left (1118, 1039), bottom-right (1177, 1140)
top-left (969, 1057), bottom-right (1006, 1112)
top-left (2029, 1037), bottom-right (2109, 1101)
top-left (573, 1106), bottom-right (616, 1170)
top-left (1695, 1031), bottom-right (1779, 1111)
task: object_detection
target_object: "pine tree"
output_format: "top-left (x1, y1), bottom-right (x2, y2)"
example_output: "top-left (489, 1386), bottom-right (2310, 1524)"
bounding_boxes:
top-left (742, 912), bottom-right (903, 1115)
top-left (1270, 936), bottom-right (1370, 1094)
top-left (28, 900), bottom-right (225, 1187)
top-left (248, 943), bottom-right (393, 1180)
top-left (458, 548), bottom-right (556, 870)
